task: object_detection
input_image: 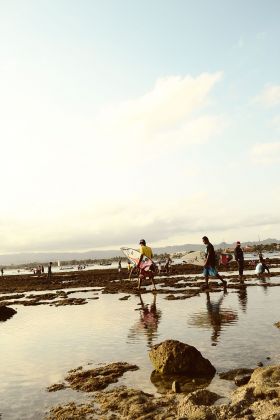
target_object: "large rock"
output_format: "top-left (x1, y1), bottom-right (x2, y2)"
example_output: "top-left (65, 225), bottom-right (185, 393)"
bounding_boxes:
top-left (149, 340), bottom-right (216, 377)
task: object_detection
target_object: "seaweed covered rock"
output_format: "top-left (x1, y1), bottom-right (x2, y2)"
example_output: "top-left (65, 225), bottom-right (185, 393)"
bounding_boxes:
top-left (149, 340), bottom-right (216, 377)
top-left (65, 362), bottom-right (139, 392)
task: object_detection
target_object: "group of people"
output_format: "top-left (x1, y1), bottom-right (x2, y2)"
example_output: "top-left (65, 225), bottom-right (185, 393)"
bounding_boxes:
top-left (134, 236), bottom-right (271, 291)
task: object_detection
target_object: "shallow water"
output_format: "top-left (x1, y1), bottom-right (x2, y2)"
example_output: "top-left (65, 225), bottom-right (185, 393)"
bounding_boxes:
top-left (1, 280), bottom-right (280, 419)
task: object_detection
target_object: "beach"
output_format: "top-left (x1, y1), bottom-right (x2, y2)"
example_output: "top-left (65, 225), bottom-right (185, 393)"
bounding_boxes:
top-left (1, 259), bottom-right (280, 418)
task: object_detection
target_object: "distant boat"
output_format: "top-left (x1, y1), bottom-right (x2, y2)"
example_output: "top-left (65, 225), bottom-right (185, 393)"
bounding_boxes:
top-left (99, 262), bottom-right (112, 266)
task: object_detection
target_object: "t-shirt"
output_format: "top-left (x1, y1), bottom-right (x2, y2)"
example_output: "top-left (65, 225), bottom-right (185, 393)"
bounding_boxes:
top-left (234, 246), bottom-right (244, 262)
top-left (205, 243), bottom-right (216, 267)
top-left (139, 245), bottom-right (153, 259)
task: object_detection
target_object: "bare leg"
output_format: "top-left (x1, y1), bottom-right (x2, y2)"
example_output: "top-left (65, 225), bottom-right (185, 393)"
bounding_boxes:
top-left (150, 275), bottom-right (157, 291)
top-left (217, 273), bottom-right (227, 287)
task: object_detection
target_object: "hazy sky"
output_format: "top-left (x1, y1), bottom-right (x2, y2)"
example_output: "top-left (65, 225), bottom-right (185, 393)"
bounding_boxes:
top-left (1, 0), bottom-right (280, 253)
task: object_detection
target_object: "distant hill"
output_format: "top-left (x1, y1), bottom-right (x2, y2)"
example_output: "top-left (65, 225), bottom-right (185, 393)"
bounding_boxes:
top-left (0, 238), bottom-right (279, 266)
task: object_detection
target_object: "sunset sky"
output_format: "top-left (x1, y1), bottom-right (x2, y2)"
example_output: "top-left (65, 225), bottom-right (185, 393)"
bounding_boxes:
top-left (1, 0), bottom-right (280, 254)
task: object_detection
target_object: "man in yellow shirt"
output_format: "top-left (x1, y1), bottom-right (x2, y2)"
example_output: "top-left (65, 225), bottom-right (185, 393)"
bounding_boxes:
top-left (137, 239), bottom-right (157, 291)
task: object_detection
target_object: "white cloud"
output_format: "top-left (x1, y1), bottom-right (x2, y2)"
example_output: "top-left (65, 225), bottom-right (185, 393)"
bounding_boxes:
top-left (251, 142), bottom-right (280, 164)
top-left (94, 72), bottom-right (224, 153)
top-left (255, 85), bottom-right (280, 107)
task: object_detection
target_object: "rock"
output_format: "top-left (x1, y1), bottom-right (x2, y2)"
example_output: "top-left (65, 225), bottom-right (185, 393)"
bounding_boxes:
top-left (119, 295), bottom-right (131, 300)
top-left (47, 402), bottom-right (96, 419)
top-left (149, 340), bottom-right (216, 377)
top-left (178, 389), bottom-right (221, 419)
top-left (172, 380), bottom-right (181, 393)
top-left (274, 321), bottom-right (280, 328)
top-left (0, 305), bottom-right (17, 321)
top-left (94, 386), bottom-right (177, 419)
top-left (64, 362), bottom-right (139, 392)
top-left (234, 373), bottom-right (252, 386)
top-left (257, 361), bottom-right (264, 367)
top-left (219, 368), bottom-right (254, 381)
top-left (47, 383), bottom-right (66, 392)
top-left (228, 365), bottom-right (280, 419)
top-left (54, 298), bottom-right (87, 306)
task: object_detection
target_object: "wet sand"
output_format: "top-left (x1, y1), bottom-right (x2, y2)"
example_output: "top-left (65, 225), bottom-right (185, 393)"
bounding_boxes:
top-left (1, 258), bottom-right (280, 296)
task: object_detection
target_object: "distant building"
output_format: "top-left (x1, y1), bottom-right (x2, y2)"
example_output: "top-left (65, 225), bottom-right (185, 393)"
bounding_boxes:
top-left (243, 246), bottom-right (254, 252)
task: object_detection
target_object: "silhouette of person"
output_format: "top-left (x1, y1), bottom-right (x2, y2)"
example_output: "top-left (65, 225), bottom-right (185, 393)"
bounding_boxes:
top-left (47, 262), bottom-right (53, 280)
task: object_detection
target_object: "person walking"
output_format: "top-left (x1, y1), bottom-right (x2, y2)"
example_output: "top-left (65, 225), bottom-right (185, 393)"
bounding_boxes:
top-left (137, 239), bottom-right (157, 291)
top-left (47, 262), bottom-right (53, 280)
top-left (234, 241), bottom-right (244, 283)
top-left (202, 236), bottom-right (227, 289)
top-left (164, 255), bottom-right (172, 275)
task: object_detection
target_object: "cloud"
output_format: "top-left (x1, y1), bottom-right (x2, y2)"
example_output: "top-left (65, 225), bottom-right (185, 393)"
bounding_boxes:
top-left (94, 72), bottom-right (224, 157)
top-left (254, 85), bottom-right (280, 107)
top-left (251, 142), bottom-right (280, 164)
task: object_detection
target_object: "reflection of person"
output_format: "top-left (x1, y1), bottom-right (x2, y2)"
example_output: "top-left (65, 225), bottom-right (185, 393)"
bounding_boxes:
top-left (1, 268), bottom-right (3, 276)
top-left (258, 276), bottom-right (269, 294)
top-left (127, 293), bottom-right (161, 348)
top-left (137, 239), bottom-right (157, 290)
top-left (202, 236), bottom-right (227, 288)
top-left (237, 286), bottom-right (247, 313)
top-left (234, 241), bottom-right (244, 283)
top-left (206, 291), bottom-right (237, 343)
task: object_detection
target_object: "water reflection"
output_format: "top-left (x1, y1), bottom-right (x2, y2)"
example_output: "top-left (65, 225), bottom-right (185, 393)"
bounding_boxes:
top-left (150, 370), bottom-right (212, 394)
top-left (237, 286), bottom-right (248, 313)
top-left (258, 277), bottom-right (270, 294)
top-left (188, 291), bottom-right (238, 344)
top-left (128, 293), bottom-right (162, 348)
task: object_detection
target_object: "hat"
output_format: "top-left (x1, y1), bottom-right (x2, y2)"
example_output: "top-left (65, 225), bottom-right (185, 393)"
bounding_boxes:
top-left (139, 239), bottom-right (146, 245)
top-left (236, 241), bottom-right (241, 245)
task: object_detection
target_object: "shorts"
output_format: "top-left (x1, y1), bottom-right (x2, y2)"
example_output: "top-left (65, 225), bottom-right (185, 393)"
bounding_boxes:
top-left (203, 266), bottom-right (218, 277)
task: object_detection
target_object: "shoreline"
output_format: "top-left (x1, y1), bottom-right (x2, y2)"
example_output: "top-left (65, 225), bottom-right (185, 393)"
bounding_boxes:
top-left (1, 259), bottom-right (280, 295)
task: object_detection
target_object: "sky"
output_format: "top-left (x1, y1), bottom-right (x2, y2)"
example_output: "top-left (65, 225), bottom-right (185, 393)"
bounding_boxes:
top-left (1, 0), bottom-right (280, 254)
